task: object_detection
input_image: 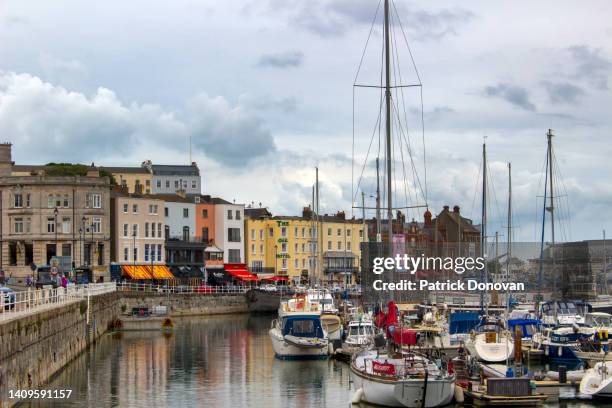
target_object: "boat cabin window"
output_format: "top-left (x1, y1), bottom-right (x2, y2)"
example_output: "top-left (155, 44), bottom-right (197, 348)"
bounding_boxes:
top-left (349, 324), bottom-right (373, 336)
top-left (590, 315), bottom-right (611, 326)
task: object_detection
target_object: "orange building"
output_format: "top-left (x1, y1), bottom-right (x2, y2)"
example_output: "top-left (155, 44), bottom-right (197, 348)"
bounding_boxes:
top-left (195, 195), bottom-right (216, 244)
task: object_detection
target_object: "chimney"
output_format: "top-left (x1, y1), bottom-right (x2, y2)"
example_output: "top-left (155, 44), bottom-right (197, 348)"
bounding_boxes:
top-left (86, 163), bottom-right (100, 178)
top-left (424, 210), bottom-right (432, 228)
top-left (443, 205), bottom-right (450, 212)
top-left (0, 143), bottom-right (14, 177)
top-left (303, 206), bottom-right (313, 219)
top-left (335, 211), bottom-right (345, 220)
top-left (453, 205), bottom-right (460, 213)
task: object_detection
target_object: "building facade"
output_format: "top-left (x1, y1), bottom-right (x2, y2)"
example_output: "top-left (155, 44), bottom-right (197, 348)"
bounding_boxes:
top-left (146, 162), bottom-right (201, 195)
top-left (0, 144), bottom-right (111, 283)
top-left (110, 190), bottom-right (165, 266)
top-left (214, 199), bottom-right (245, 263)
top-left (195, 195), bottom-right (216, 244)
top-left (245, 207), bottom-right (365, 284)
top-left (103, 167), bottom-right (153, 195)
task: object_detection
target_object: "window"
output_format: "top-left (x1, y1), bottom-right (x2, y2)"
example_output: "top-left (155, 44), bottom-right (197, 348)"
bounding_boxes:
top-left (260, 244), bottom-right (263, 254)
top-left (337, 241), bottom-right (341, 250)
top-left (174, 180), bottom-right (179, 189)
top-left (149, 204), bottom-right (158, 215)
top-left (228, 249), bottom-right (241, 263)
top-left (347, 242), bottom-right (352, 251)
top-left (14, 217), bottom-right (23, 233)
top-left (61, 244), bottom-right (71, 257)
top-left (62, 217), bottom-right (71, 234)
top-left (251, 244), bottom-right (256, 254)
top-left (157, 244), bottom-right (162, 261)
top-left (281, 227), bottom-right (287, 237)
top-left (145, 222), bottom-right (149, 237)
top-left (269, 228), bottom-right (274, 237)
top-left (182, 226), bottom-right (190, 241)
top-left (55, 194), bottom-right (61, 207)
top-left (47, 194), bottom-right (53, 208)
top-left (47, 217), bottom-right (55, 233)
top-left (123, 203), bottom-right (128, 213)
top-left (191, 180), bottom-right (197, 189)
top-left (123, 247), bottom-right (129, 261)
top-left (165, 180), bottom-right (170, 188)
top-left (294, 259), bottom-right (298, 268)
top-left (302, 228), bottom-right (305, 238)
top-left (294, 243), bottom-right (298, 253)
top-left (63, 194), bottom-right (69, 208)
top-left (145, 180), bottom-right (150, 187)
top-left (92, 193), bottom-right (102, 209)
top-left (164, 207), bottom-right (169, 217)
top-left (359, 229), bottom-right (363, 238)
top-left (251, 229), bottom-right (255, 240)
top-left (294, 227), bottom-right (298, 237)
top-left (13, 193), bottom-right (23, 208)
top-left (92, 218), bottom-right (101, 233)
top-left (25, 217), bottom-right (31, 233)
top-left (228, 228), bottom-right (241, 242)
top-left (327, 241), bottom-right (331, 250)
top-left (132, 224), bottom-right (138, 237)
top-left (281, 242), bottom-right (287, 252)
top-left (327, 228), bottom-right (331, 236)
top-left (133, 246), bottom-right (138, 261)
top-left (347, 229), bottom-right (351, 237)
top-left (183, 208), bottom-right (189, 218)
top-left (151, 224), bottom-right (156, 238)
top-left (133, 204), bottom-right (138, 213)
top-left (156, 180), bottom-right (162, 188)
top-left (259, 230), bottom-right (263, 239)
top-left (202, 209), bottom-right (208, 218)
top-left (236, 210), bottom-right (241, 220)
top-left (337, 228), bottom-right (341, 236)
top-left (151, 244), bottom-right (156, 261)
top-left (302, 243), bottom-right (305, 252)
top-left (302, 259), bottom-right (306, 268)
top-left (227, 210), bottom-right (233, 220)
top-left (158, 223), bottom-right (162, 238)
top-left (144, 244), bottom-right (150, 262)
top-left (165, 225), bottom-right (170, 239)
top-left (123, 223), bottom-right (129, 237)
top-left (281, 258), bottom-right (287, 270)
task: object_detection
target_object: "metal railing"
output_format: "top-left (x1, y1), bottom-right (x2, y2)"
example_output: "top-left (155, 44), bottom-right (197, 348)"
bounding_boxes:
top-left (116, 282), bottom-right (250, 295)
top-left (0, 282), bottom-right (117, 321)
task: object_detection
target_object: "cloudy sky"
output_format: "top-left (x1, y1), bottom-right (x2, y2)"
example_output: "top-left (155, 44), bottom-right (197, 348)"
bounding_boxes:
top-left (1, 0), bottom-right (611, 241)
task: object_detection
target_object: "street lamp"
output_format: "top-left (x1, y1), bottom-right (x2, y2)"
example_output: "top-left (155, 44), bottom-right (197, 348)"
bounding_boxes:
top-left (54, 207), bottom-right (58, 258)
top-left (133, 230), bottom-right (137, 270)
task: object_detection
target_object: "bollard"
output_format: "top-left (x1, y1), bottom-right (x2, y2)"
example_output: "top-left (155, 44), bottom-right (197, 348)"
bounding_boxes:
top-left (558, 365), bottom-right (567, 384)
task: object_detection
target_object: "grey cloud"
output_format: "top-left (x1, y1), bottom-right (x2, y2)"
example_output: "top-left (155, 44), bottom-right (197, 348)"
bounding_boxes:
top-left (567, 45), bottom-right (611, 90)
top-left (264, 0), bottom-right (473, 40)
top-left (239, 94), bottom-right (298, 113)
top-left (257, 51), bottom-right (303, 68)
top-left (0, 72), bottom-right (275, 168)
top-left (541, 81), bottom-right (585, 104)
top-left (484, 83), bottom-right (536, 111)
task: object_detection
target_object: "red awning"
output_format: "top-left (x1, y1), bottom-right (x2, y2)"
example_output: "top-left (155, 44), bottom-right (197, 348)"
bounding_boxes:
top-left (224, 264), bottom-right (259, 281)
top-left (262, 276), bottom-right (288, 281)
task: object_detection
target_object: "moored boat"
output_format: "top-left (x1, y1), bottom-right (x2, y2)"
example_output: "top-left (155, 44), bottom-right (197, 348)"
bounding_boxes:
top-left (580, 361), bottom-right (612, 398)
top-left (465, 319), bottom-right (514, 363)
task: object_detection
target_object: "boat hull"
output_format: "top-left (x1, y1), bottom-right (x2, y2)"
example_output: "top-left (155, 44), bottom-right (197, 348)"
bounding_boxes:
top-left (269, 328), bottom-right (328, 360)
top-left (350, 366), bottom-right (455, 407)
top-left (466, 340), bottom-right (514, 363)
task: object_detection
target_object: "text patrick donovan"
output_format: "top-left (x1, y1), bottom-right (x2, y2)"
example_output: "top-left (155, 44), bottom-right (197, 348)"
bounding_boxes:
top-left (372, 279), bottom-right (525, 292)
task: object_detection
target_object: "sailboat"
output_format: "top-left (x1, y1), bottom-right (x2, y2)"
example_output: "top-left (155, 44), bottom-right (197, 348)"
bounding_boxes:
top-left (464, 144), bottom-right (513, 363)
top-left (348, 1), bottom-right (454, 406)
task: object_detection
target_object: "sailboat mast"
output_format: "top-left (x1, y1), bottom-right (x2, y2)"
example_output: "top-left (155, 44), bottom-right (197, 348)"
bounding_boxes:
top-left (384, 0), bottom-right (393, 256)
top-left (376, 158), bottom-right (382, 242)
top-left (481, 141), bottom-right (488, 312)
top-left (506, 163), bottom-right (512, 296)
top-left (316, 167), bottom-right (321, 283)
top-left (547, 129), bottom-right (556, 297)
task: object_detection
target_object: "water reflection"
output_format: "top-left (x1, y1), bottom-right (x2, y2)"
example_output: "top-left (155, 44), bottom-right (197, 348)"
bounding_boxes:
top-left (20, 314), bottom-right (610, 408)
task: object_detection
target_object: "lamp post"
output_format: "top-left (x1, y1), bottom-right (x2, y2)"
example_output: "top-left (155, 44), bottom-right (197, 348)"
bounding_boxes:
top-left (274, 244), bottom-right (278, 276)
top-left (53, 207), bottom-right (58, 259)
top-left (133, 230), bottom-right (137, 270)
top-left (81, 217), bottom-right (87, 266)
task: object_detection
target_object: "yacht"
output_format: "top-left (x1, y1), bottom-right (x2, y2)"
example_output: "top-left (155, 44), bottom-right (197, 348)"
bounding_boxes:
top-left (532, 325), bottom-right (594, 362)
top-left (464, 319), bottom-right (514, 363)
top-left (269, 295), bottom-right (329, 359)
top-left (580, 361), bottom-right (612, 399)
top-left (343, 317), bottom-right (377, 353)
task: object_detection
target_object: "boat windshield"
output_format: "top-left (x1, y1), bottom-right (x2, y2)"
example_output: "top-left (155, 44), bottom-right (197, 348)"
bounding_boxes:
top-left (349, 325), bottom-right (373, 336)
top-left (590, 315), bottom-right (611, 326)
top-left (282, 317), bottom-right (324, 338)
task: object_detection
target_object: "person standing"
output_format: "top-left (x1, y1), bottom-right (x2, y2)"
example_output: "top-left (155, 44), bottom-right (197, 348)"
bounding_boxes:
top-left (61, 274), bottom-right (68, 290)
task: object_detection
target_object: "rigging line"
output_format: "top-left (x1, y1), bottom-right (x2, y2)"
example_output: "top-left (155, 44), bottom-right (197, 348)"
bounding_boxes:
top-left (392, 0), bottom-right (422, 85)
top-left (391, 1), bottom-right (428, 208)
top-left (487, 159), bottom-right (504, 236)
top-left (552, 150), bottom-right (572, 241)
top-left (353, 0), bottom-right (383, 86)
top-left (352, 92), bottom-right (385, 204)
top-left (534, 150), bottom-right (548, 241)
top-left (469, 153), bottom-right (483, 222)
top-left (352, 86), bottom-right (355, 217)
top-left (390, 97), bottom-right (426, 206)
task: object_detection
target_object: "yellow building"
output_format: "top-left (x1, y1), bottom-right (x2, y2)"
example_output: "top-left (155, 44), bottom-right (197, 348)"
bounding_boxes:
top-left (102, 166), bottom-right (153, 194)
top-left (245, 207), bottom-right (367, 284)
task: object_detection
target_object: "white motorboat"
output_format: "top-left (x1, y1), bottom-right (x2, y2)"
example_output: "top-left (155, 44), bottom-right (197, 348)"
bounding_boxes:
top-left (464, 320), bottom-right (514, 363)
top-left (269, 295), bottom-right (329, 359)
top-left (306, 289), bottom-right (339, 314)
top-left (350, 350), bottom-right (455, 407)
top-left (580, 361), bottom-right (612, 398)
top-left (343, 317), bottom-right (377, 353)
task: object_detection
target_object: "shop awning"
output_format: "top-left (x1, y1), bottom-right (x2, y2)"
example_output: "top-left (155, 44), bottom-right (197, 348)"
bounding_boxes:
top-left (121, 265), bottom-right (174, 280)
top-left (224, 264), bottom-right (259, 281)
top-left (262, 276), bottom-right (288, 281)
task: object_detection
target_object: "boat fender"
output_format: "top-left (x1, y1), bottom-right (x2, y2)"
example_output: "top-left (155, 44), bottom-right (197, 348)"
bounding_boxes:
top-left (351, 388), bottom-right (364, 404)
top-left (454, 385), bottom-right (464, 403)
top-left (545, 346), bottom-right (549, 356)
top-left (558, 346), bottom-right (563, 357)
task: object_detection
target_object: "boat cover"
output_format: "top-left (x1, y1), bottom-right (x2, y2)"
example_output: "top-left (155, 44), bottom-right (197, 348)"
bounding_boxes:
top-left (282, 316), bottom-right (324, 338)
top-left (392, 328), bottom-right (417, 346)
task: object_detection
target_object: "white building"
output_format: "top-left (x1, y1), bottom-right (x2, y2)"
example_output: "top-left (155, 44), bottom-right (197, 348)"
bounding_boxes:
top-left (158, 194), bottom-right (196, 241)
top-left (143, 161), bottom-right (201, 195)
top-left (213, 198), bottom-right (245, 263)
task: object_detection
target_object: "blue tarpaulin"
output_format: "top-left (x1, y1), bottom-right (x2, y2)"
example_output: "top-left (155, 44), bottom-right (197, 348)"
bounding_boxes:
top-left (449, 311), bottom-right (480, 334)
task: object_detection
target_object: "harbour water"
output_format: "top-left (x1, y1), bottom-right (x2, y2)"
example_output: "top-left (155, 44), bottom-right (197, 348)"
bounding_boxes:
top-left (21, 314), bottom-right (610, 408)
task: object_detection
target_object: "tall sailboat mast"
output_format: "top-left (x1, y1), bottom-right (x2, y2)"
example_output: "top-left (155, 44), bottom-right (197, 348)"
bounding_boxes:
top-left (547, 129), bottom-right (556, 298)
top-left (480, 141), bottom-right (488, 312)
top-left (384, 0), bottom-right (393, 256)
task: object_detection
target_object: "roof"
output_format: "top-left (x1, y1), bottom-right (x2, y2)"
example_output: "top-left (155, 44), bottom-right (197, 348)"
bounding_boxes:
top-left (151, 164), bottom-right (199, 176)
top-left (245, 208), bottom-right (273, 219)
top-left (149, 194), bottom-right (193, 203)
top-left (101, 166), bottom-right (149, 174)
